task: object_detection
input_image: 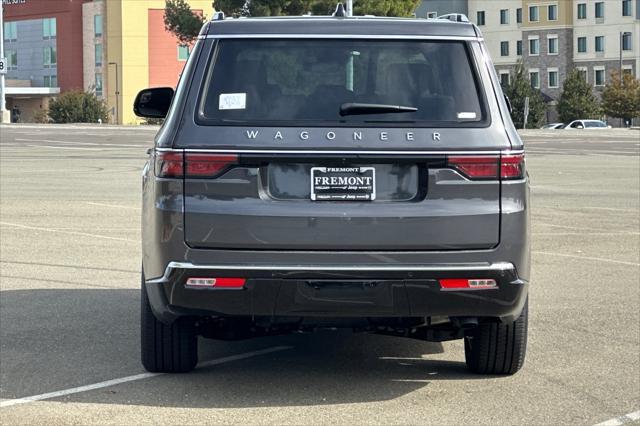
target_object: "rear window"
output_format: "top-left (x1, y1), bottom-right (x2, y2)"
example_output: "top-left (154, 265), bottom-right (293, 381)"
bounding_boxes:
top-left (198, 39), bottom-right (487, 127)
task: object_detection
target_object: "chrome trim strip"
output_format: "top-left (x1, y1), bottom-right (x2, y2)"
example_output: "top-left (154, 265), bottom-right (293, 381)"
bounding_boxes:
top-left (155, 148), bottom-right (524, 155)
top-left (204, 34), bottom-right (481, 41)
top-left (146, 261), bottom-right (514, 284)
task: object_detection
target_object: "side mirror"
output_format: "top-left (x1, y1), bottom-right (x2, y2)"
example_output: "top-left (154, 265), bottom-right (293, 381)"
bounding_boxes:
top-left (503, 94), bottom-right (513, 115)
top-left (576, 125), bottom-right (584, 129)
top-left (607, 125), bottom-right (612, 129)
top-left (133, 87), bottom-right (174, 118)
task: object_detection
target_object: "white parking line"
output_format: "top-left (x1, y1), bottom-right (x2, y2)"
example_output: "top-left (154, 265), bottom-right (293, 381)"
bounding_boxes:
top-left (84, 202), bottom-right (141, 210)
top-left (595, 410), bottom-right (640, 426)
top-left (533, 250), bottom-right (640, 266)
top-left (0, 222), bottom-right (137, 243)
top-left (0, 346), bottom-right (291, 408)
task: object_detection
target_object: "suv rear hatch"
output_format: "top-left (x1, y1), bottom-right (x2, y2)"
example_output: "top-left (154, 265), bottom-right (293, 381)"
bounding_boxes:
top-left (174, 38), bottom-right (520, 250)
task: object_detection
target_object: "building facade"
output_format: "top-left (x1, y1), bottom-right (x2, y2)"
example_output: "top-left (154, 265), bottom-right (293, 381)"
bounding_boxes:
top-left (3, 0), bottom-right (212, 123)
top-left (418, 0), bottom-right (640, 122)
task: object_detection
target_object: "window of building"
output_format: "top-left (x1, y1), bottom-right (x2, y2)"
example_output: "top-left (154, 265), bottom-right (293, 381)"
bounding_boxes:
top-left (548, 4), bottom-right (558, 21)
top-left (43, 47), bottom-right (57, 67)
top-left (43, 18), bottom-right (56, 39)
top-left (500, 9), bottom-right (509, 24)
top-left (477, 11), bottom-right (485, 26)
top-left (577, 67), bottom-right (588, 82)
top-left (4, 21), bottom-right (17, 42)
top-left (577, 3), bottom-right (587, 19)
top-left (499, 71), bottom-right (510, 87)
top-left (427, 11), bottom-right (437, 19)
top-left (516, 8), bottom-right (522, 23)
top-left (500, 41), bottom-right (509, 56)
top-left (529, 70), bottom-right (540, 89)
top-left (94, 15), bottom-right (103, 37)
top-left (6, 49), bottom-right (17, 70)
top-left (622, 33), bottom-right (632, 50)
top-left (548, 36), bottom-right (559, 54)
top-left (622, 66), bottom-right (632, 76)
top-left (577, 37), bottom-right (587, 53)
top-left (43, 75), bottom-right (58, 88)
top-left (595, 2), bottom-right (604, 19)
top-left (595, 36), bottom-right (605, 52)
top-left (594, 68), bottom-right (605, 86)
top-left (95, 73), bottom-right (103, 97)
top-left (95, 44), bottom-right (103, 66)
top-left (178, 45), bottom-right (190, 61)
top-left (529, 37), bottom-right (540, 55)
top-left (529, 6), bottom-right (539, 22)
top-left (517, 40), bottom-right (523, 56)
top-left (548, 69), bottom-right (559, 88)
top-left (622, 0), bottom-right (632, 16)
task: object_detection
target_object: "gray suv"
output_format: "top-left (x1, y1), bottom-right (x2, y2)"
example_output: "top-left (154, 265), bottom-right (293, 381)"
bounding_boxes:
top-left (134, 12), bottom-right (530, 375)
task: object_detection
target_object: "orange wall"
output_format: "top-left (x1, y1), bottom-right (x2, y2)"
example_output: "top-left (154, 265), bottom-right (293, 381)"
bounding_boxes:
top-left (147, 9), bottom-right (200, 87)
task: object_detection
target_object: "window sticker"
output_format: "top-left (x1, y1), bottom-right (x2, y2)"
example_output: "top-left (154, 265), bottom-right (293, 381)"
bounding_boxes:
top-left (219, 93), bottom-right (246, 110)
top-left (457, 112), bottom-right (477, 120)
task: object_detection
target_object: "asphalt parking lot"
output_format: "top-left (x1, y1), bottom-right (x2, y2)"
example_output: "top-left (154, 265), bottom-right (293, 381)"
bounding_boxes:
top-left (0, 124), bottom-right (638, 425)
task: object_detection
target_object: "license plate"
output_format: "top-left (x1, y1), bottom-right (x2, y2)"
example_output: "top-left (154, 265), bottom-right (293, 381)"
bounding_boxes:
top-left (310, 167), bottom-right (376, 201)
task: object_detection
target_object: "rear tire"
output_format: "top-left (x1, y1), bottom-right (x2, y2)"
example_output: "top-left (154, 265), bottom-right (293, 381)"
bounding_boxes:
top-left (464, 298), bottom-right (528, 375)
top-left (141, 273), bottom-right (198, 373)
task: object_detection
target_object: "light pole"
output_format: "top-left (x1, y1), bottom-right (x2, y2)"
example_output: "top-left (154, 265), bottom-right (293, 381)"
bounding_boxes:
top-left (0, 3), bottom-right (10, 123)
top-left (346, 0), bottom-right (353, 17)
top-left (108, 62), bottom-right (119, 124)
top-left (619, 32), bottom-right (632, 74)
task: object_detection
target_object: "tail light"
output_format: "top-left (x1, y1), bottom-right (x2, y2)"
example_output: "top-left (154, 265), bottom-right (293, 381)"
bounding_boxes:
top-left (447, 156), bottom-right (499, 179)
top-left (447, 153), bottom-right (525, 180)
top-left (154, 151), bottom-right (238, 178)
top-left (500, 154), bottom-right (525, 179)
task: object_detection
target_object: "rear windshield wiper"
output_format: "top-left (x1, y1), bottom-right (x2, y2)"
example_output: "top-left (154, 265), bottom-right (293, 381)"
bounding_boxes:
top-left (339, 103), bottom-right (418, 116)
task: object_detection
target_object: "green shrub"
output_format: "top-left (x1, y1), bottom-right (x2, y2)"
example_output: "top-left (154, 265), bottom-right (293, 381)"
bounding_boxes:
top-left (48, 91), bottom-right (109, 124)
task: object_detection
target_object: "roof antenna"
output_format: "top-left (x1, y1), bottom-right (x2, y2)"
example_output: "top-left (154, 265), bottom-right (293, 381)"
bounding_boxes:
top-left (333, 3), bottom-right (346, 17)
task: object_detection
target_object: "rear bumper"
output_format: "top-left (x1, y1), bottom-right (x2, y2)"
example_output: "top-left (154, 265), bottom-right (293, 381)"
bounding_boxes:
top-left (145, 261), bottom-right (528, 324)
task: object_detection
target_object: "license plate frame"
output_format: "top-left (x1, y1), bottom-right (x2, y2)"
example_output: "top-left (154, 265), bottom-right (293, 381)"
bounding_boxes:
top-left (310, 166), bottom-right (376, 201)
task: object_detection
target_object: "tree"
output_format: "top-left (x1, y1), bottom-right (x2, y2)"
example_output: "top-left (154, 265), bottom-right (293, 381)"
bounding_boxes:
top-left (48, 91), bottom-right (109, 124)
top-left (557, 69), bottom-right (601, 123)
top-left (602, 70), bottom-right (640, 125)
top-left (503, 61), bottom-right (546, 129)
top-left (164, 0), bottom-right (206, 45)
top-left (214, 0), bottom-right (421, 17)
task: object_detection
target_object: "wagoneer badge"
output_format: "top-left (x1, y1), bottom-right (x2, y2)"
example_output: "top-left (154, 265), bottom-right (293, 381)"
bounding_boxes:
top-left (245, 130), bottom-right (441, 142)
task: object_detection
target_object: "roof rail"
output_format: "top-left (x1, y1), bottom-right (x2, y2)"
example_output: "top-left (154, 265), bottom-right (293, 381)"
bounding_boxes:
top-left (436, 13), bottom-right (469, 23)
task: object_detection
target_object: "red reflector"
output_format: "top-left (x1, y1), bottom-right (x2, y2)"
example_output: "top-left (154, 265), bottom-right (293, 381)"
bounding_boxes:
top-left (447, 156), bottom-right (499, 179)
top-left (501, 154), bottom-right (525, 179)
top-left (185, 277), bottom-right (246, 289)
top-left (185, 154), bottom-right (238, 178)
top-left (212, 277), bottom-right (246, 288)
top-left (440, 278), bottom-right (497, 290)
top-left (155, 152), bottom-right (184, 178)
top-left (439, 279), bottom-right (470, 289)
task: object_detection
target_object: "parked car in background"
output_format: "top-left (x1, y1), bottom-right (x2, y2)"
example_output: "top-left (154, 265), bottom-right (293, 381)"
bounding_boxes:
top-left (541, 123), bottom-right (564, 129)
top-left (564, 120), bottom-right (611, 129)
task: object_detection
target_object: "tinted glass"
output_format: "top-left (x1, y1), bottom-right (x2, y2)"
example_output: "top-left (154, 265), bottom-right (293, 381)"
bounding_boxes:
top-left (585, 121), bottom-right (606, 128)
top-left (200, 40), bottom-right (485, 126)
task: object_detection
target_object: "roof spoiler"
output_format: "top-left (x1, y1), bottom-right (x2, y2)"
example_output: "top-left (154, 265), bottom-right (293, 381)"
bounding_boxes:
top-left (436, 13), bottom-right (469, 23)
